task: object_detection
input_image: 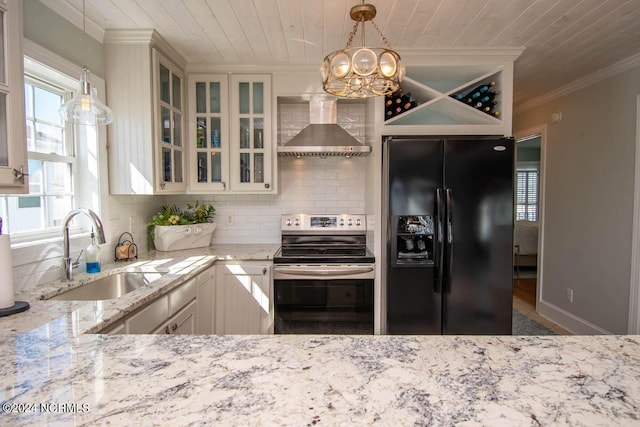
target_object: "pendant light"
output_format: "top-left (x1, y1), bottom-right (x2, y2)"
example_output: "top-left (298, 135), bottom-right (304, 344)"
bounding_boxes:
top-left (58, 0), bottom-right (113, 125)
top-left (321, 1), bottom-right (404, 98)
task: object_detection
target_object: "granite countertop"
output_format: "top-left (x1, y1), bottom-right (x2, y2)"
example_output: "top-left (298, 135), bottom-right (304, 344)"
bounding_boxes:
top-left (1, 333), bottom-right (639, 425)
top-left (5, 244), bottom-right (280, 337)
top-left (1, 244), bottom-right (640, 425)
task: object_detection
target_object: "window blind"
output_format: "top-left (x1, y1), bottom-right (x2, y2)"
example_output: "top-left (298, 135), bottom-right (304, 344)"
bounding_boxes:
top-left (516, 169), bottom-right (538, 221)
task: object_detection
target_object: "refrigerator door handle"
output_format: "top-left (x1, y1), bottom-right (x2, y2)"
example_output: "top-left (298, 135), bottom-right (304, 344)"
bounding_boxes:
top-left (446, 188), bottom-right (453, 293)
top-left (436, 188), bottom-right (444, 294)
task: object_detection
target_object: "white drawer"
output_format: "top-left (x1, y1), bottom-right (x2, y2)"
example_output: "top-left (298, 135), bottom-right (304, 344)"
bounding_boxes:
top-left (169, 277), bottom-right (196, 316)
top-left (126, 295), bottom-right (169, 334)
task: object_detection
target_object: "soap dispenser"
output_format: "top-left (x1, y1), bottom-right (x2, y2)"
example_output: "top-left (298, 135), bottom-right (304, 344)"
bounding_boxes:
top-left (85, 229), bottom-right (101, 273)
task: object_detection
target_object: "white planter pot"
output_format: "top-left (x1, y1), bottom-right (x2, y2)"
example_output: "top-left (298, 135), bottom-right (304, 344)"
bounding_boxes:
top-left (153, 223), bottom-right (216, 252)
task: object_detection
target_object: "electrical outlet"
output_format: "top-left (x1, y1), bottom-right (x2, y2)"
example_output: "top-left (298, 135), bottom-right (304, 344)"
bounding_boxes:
top-left (566, 288), bottom-right (574, 303)
top-left (226, 214), bottom-right (234, 226)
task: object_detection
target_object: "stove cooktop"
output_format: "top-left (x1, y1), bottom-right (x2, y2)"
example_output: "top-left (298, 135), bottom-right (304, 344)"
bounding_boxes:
top-left (273, 246), bottom-right (375, 264)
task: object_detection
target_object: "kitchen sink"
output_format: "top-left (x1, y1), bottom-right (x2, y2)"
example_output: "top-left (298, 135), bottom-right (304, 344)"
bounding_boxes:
top-left (48, 272), bottom-right (164, 301)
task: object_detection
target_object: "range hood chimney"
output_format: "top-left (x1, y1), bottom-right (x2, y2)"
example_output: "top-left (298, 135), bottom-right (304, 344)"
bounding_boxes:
top-left (277, 98), bottom-right (371, 157)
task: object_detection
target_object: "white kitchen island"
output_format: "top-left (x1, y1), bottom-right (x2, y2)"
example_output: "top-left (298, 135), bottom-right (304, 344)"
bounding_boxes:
top-left (0, 245), bottom-right (639, 425)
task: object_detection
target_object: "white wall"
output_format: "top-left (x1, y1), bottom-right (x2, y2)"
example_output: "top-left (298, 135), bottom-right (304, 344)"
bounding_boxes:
top-left (514, 64), bottom-right (640, 334)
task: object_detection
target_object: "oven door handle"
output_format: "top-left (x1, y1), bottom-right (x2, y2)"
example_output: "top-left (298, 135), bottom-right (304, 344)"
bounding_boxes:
top-left (274, 266), bottom-right (374, 276)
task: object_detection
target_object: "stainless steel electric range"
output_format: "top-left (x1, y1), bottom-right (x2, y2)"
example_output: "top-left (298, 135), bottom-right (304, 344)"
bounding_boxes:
top-left (273, 214), bottom-right (375, 335)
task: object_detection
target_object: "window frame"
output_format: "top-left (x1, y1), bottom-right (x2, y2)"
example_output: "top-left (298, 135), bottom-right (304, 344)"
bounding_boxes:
top-left (0, 43), bottom-right (104, 247)
top-left (516, 167), bottom-right (539, 221)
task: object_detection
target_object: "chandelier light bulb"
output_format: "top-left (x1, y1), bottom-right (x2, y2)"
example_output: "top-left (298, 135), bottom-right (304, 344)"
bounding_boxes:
top-left (331, 53), bottom-right (351, 78)
top-left (379, 52), bottom-right (398, 77)
top-left (352, 49), bottom-right (377, 76)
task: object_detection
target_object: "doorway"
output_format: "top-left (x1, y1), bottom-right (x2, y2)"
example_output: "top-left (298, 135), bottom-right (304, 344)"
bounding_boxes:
top-left (513, 126), bottom-right (547, 312)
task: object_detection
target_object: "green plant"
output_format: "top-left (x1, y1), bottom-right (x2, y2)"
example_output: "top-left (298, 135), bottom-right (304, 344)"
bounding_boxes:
top-left (147, 201), bottom-right (215, 248)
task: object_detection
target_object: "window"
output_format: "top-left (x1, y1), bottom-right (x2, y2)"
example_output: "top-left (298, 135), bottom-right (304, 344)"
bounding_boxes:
top-left (516, 169), bottom-right (538, 221)
top-left (0, 54), bottom-right (99, 244)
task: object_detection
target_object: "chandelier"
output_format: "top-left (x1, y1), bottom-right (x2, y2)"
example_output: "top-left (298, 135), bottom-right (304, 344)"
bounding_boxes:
top-left (321, 2), bottom-right (404, 98)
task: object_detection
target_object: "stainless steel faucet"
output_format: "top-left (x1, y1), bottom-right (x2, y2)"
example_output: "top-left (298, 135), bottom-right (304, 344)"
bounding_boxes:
top-left (62, 208), bottom-right (106, 281)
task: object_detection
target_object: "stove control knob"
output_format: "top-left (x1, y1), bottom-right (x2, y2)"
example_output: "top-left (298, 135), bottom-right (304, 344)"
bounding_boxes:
top-left (294, 218), bottom-right (300, 226)
top-left (339, 219), bottom-right (345, 226)
top-left (355, 218), bottom-right (362, 227)
top-left (348, 218), bottom-right (353, 226)
top-left (285, 219), bottom-right (292, 226)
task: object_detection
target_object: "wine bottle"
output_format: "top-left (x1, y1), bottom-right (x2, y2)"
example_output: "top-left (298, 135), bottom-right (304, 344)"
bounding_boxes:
top-left (403, 100), bottom-right (417, 111)
top-left (463, 82), bottom-right (496, 103)
top-left (469, 91), bottom-right (498, 105)
top-left (455, 81), bottom-right (495, 101)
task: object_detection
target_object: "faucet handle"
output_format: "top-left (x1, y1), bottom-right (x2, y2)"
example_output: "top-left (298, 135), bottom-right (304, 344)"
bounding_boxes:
top-left (73, 249), bottom-right (84, 269)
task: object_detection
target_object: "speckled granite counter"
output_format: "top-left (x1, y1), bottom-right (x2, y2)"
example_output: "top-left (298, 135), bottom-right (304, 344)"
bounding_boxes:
top-left (1, 333), bottom-right (639, 425)
top-left (1, 244), bottom-right (640, 425)
top-left (5, 244), bottom-right (280, 337)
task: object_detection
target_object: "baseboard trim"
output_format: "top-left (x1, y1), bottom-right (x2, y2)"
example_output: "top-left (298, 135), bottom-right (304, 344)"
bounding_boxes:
top-left (537, 299), bottom-right (611, 335)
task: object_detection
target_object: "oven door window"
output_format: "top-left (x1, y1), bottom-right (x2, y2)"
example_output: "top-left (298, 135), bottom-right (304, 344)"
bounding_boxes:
top-left (275, 279), bottom-right (373, 309)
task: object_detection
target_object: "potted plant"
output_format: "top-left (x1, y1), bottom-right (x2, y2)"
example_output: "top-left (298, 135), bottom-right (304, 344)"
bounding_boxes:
top-left (147, 201), bottom-right (216, 251)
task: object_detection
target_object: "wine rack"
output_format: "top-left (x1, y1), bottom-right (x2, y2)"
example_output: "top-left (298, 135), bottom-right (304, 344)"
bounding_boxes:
top-left (385, 90), bottom-right (419, 121)
top-left (376, 49), bottom-right (522, 136)
top-left (449, 80), bottom-right (500, 118)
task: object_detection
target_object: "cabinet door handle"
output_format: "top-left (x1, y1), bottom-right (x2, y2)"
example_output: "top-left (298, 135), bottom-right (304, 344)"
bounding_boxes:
top-left (164, 325), bottom-right (170, 334)
top-left (171, 323), bottom-right (178, 331)
top-left (160, 182), bottom-right (166, 190)
top-left (264, 183), bottom-right (270, 189)
top-left (222, 181), bottom-right (226, 190)
top-left (262, 267), bottom-right (267, 275)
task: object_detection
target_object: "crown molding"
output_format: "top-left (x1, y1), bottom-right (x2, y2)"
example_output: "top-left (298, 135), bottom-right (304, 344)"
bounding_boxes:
top-left (103, 29), bottom-right (187, 69)
top-left (516, 52), bottom-right (640, 113)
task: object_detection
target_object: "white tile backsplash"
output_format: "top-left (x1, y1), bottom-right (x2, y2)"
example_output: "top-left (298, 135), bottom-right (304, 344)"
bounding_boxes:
top-left (168, 157), bottom-right (366, 244)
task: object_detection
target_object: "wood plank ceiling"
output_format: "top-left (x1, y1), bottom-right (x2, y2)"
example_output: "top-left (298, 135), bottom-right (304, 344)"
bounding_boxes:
top-left (40, 0), bottom-right (640, 108)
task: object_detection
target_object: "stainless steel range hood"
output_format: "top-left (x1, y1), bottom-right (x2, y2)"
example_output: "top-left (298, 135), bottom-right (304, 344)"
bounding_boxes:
top-left (277, 99), bottom-right (371, 157)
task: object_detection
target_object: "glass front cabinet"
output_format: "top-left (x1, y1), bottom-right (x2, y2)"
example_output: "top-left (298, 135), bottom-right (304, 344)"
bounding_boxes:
top-left (188, 74), bottom-right (272, 193)
top-left (104, 30), bottom-right (187, 194)
top-left (188, 74), bottom-right (228, 192)
top-left (0, 0), bottom-right (27, 193)
top-left (153, 50), bottom-right (186, 193)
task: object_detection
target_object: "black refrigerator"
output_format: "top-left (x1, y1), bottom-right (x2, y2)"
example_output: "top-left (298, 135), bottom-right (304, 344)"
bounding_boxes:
top-left (384, 136), bottom-right (514, 335)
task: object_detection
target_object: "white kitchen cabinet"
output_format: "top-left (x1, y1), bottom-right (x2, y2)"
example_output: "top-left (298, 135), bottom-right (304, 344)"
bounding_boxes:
top-left (125, 292), bottom-right (170, 334)
top-left (104, 30), bottom-right (187, 194)
top-left (99, 320), bottom-right (126, 334)
top-left (152, 299), bottom-right (197, 335)
top-left (0, 0), bottom-right (28, 193)
top-left (187, 74), bottom-right (229, 192)
top-left (230, 75), bottom-right (272, 192)
top-left (216, 261), bottom-right (273, 335)
top-left (116, 276), bottom-right (197, 334)
top-left (196, 265), bottom-right (215, 334)
top-left (186, 74), bottom-right (274, 193)
top-left (377, 49), bottom-right (522, 137)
